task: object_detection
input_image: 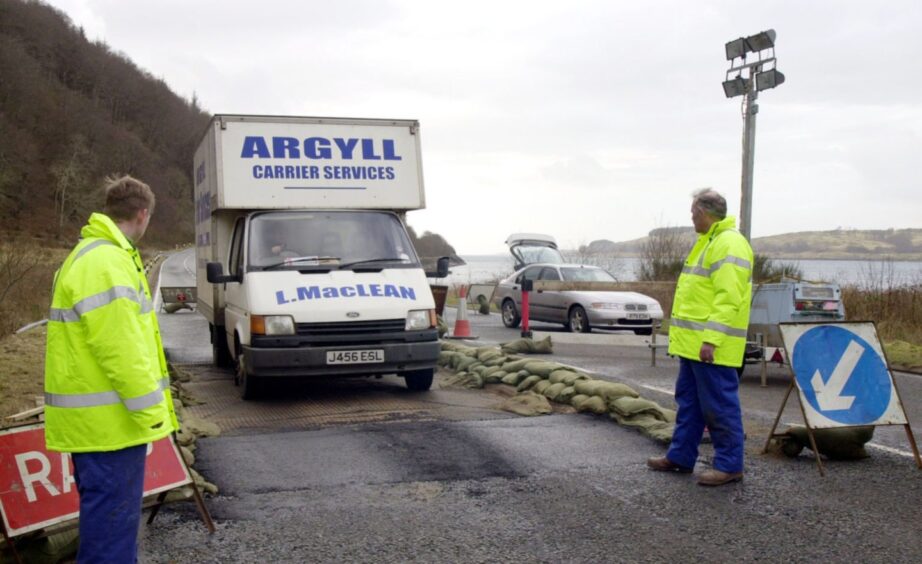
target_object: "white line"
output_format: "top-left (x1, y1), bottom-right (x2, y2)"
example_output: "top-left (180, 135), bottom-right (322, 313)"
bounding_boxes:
top-left (153, 256), bottom-right (165, 313)
top-left (866, 442), bottom-right (915, 458)
top-left (639, 384), bottom-right (674, 396)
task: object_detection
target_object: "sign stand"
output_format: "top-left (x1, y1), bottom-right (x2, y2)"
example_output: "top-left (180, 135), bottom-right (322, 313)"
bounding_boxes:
top-left (146, 435), bottom-right (215, 533)
top-left (762, 321), bottom-right (922, 476)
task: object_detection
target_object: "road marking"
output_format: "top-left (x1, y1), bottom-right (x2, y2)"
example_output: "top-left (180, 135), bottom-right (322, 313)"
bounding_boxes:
top-left (639, 384), bottom-right (674, 396)
top-left (810, 339), bottom-right (862, 411)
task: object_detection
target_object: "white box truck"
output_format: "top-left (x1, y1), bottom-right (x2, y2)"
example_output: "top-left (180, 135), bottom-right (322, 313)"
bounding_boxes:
top-left (194, 115), bottom-right (448, 399)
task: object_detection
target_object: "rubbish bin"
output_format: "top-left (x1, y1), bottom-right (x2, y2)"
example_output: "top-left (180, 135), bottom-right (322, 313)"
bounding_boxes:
top-left (430, 285), bottom-right (448, 317)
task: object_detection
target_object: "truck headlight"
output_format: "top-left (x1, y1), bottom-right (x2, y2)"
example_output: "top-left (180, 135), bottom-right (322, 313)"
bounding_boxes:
top-left (251, 315), bottom-right (295, 336)
top-left (406, 309), bottom-right (436, 331)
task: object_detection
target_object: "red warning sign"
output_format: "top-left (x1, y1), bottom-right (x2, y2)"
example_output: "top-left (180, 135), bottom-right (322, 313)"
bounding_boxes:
top-left (0, 424), bottom-right (190, 537)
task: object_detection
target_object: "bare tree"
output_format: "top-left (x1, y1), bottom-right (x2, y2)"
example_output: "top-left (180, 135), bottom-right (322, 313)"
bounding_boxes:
top-left (51, 134), bottom-right (96, 232)
top-left (639, 226), bottom-right (691, 281)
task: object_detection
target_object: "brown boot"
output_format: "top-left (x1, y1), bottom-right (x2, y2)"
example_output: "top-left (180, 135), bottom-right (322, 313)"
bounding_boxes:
top-left (646, 456), bottom-right (693, 473)
top-left (696, 469), bottom-right (743, 486)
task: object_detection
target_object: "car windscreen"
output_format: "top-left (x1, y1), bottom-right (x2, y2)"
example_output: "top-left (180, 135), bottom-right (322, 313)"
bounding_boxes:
top-left (560, 267), bottom-right (616, 282)
top-left (511, 244), bottom-right (564, 267)
top-left (248, 211), bottom-right (419, 270)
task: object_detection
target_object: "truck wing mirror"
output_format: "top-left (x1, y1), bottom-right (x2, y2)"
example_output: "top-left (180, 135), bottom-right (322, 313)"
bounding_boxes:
top-left (206, 262), bottom-right (236, 284)
top-left (436, 256), bottom-right (451, 278)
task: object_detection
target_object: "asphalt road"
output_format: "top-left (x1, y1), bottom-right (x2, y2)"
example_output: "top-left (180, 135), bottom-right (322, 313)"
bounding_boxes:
top-left (139, 251), bottom-right (922, 563)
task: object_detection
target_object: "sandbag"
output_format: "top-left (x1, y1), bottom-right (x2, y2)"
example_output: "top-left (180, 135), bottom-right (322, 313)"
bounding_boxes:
top-left (477, 294), bottom-right (491, 314)
top-left (476, 347), bottom-right (504, 362)
top-left (516, 374), bottom-right (544, 392)
top-left (556, 386), bottom-right (577, 403)
top-left (522, 361), bottom-right (565, 377)
top-left (548, 369), bottom-right (578, 384)
top-left (483, 370), bottom-right (507, 384)
top-left (501, 359), bottom-right (533, 373)
top-left (570, 394), bottom-right (591, 409)
top-left (574, 379), bottom-right (638, 400)
top-left (501, 371), bottom-right (529, 386)
top-left (782, 426), bottom-right (875, 460)
top-left (576, 395), bottom-right (608, 414)
top-left (543, 382), bottom-right (567, 401)
top-left (441, 371), bottom-right (484, 389)
top-left (501, 391), bottom-right (553, 416)
top-left (532, 380), bottom-right (552, 394)
top-left (608, 397), bottom-right (676, 423)
top-left (500, 336), bottom-right (553, 354)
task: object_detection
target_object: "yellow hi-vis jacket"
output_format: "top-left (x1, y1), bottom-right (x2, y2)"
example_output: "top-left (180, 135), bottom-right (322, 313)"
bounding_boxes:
top-left (668, 216), bottom-right (754, 367)
top-left (44, 213), bottom-right (178, 453)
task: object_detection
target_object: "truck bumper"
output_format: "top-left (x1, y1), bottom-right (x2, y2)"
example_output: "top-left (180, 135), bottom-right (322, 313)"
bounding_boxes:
top-left (242, 340), bottom-right (441, 378)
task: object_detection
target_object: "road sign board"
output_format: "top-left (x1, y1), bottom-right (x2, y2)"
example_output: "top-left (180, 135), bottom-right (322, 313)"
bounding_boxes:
top-left (0, 424), bottom-right (191, 537)
top-left (780, 322), bottom-right (908, 429)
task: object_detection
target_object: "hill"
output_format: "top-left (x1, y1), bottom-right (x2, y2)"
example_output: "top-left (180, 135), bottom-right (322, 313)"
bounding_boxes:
top-left (0, 0), bottom-right (458, 260)
top-left (0, 0), bottom-right (211, 246)
top-left (577, 228), bottom-right (922, 260)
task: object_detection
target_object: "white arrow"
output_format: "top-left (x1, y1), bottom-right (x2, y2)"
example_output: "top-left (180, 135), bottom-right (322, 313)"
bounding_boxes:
top-left (811, 339), bottom-right (864, 411)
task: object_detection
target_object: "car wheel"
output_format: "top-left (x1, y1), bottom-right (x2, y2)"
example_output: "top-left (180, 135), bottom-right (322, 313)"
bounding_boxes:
top-left (502, 299), bottom-right (521, 328)
top-left (634, 327), bottom-right (653, 336)
top-left (404, 368), bottom-right (434, 391)
top-left (568, 306), bottom-right (591, 333)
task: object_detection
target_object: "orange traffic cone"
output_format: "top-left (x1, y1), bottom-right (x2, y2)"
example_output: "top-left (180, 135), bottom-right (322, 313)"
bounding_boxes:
top-left (447, 286), bottom-right (478, 340)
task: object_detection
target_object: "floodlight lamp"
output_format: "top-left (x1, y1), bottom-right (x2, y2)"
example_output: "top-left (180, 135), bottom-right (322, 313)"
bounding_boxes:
top-left (722, 76), bottom-right (747, 98)
top-left (725, 38), bottom-right (746, 60)
top-left (756, 69), bottom-right (785, 91)
top-left (745, 29), bottom-right (776, 52)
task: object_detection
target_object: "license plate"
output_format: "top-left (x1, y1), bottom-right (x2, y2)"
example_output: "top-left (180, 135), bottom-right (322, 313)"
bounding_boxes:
top-left (326, 349), bottom-right (385, 364)
top-left (627, 313), bottom-right (650, 320)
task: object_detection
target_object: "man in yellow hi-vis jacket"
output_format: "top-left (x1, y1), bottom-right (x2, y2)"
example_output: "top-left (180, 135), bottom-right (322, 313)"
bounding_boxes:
top-left (45, 175), bottom-right (178, 562)
top-left (647, 189), bottom-right (753, 486)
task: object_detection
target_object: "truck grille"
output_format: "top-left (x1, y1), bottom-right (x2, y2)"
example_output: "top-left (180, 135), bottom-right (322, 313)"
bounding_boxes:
top-left (296, 319), bottom-right (406, 337)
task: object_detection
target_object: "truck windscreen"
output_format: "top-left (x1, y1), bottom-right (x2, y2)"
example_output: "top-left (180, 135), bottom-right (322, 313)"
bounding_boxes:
top-left (248, 211), bottom-right (420, 270)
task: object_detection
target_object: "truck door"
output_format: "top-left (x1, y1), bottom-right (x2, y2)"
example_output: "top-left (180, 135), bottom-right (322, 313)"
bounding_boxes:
top-left (223, 217), bottom-right (249, 354)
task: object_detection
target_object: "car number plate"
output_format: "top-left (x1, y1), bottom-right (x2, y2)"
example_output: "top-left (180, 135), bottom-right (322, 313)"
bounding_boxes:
top-left (326, 350), bottom-right (385, 364)
top-left (627, 313), bottom-right (650, 320)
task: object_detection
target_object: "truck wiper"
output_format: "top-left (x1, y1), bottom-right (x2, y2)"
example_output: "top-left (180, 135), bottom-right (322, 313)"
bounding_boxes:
top-left (338, 257), bottom-right (408, 269)
top-left (263, 256), bottom-right (341, 270)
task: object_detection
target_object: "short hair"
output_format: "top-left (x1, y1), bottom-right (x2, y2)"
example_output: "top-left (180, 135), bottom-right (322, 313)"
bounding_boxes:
top-left (103, 175), bottom-right (155, 221)
top-left (692, 188), bottom-right (727, 220)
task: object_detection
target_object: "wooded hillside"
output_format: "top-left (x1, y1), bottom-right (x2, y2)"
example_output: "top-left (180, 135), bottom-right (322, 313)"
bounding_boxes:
top-left (0, 0), bottom-right (210, 246)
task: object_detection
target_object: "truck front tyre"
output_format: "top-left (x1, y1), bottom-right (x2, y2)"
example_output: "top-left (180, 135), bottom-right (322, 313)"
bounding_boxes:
top-left (235, 353), bottom-right (263, 400)
top-left (211, 324), bottom-right (233, 368)
top-left (404, 368), bottom-right (434, 391)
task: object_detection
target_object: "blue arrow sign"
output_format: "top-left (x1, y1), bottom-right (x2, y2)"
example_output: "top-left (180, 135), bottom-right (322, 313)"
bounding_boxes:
top-left (792, 325), bottom-right (892, 425)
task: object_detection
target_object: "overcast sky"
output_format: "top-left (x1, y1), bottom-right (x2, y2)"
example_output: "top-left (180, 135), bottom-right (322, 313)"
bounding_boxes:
top-left (45, 0), bottom-right (922, 254)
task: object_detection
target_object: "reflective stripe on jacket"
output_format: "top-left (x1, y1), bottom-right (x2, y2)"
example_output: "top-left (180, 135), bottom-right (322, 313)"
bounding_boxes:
top-left (668, 216), bottom-right (754, 367)
top-left (44, 213), bottom-right (178, 453)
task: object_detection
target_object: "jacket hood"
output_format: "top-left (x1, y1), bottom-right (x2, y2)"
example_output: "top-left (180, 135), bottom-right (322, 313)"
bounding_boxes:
top-left (80, 213), bottom-right (133, 250)
top-left (705, 215), bottom-right (738, 239)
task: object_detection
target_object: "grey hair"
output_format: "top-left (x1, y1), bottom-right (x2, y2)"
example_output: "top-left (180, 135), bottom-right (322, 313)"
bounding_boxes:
top-left (691, 188), bottom-right (727, 220)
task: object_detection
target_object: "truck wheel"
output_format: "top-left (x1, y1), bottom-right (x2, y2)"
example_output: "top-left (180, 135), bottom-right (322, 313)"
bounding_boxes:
top-left (236, 353), bottom-right (262, 400)
top-left (568, 306), bottom-right (591, 333)
top-left (211, 324), bottom-right (233, 368)
top-left (404, 368), bottom-right (434, 391)
top-left (501, 300), bottom-right (521, 328)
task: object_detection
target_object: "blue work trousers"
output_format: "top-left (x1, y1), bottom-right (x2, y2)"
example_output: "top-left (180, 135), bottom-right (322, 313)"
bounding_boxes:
top-left (72, 444), bottom-right (147, 564)
top-left (666, 358), bottom-right (744, 473)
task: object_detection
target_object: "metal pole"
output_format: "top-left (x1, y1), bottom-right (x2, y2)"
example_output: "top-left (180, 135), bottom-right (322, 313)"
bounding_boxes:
top-left (739, 72), bottom-right (759, 241)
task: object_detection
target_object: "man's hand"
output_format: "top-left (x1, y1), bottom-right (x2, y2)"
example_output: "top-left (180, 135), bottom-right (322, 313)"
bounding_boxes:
top-left (699, 342), bottom-right (716, 363)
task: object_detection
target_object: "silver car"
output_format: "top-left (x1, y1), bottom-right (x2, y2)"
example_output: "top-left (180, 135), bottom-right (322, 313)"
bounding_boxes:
top-left (492, 234), bottom-right (664, 334)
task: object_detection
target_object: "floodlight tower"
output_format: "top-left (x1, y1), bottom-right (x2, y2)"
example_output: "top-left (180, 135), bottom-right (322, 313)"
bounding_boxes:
top-left (723, 29), bottom-right (785, 241)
